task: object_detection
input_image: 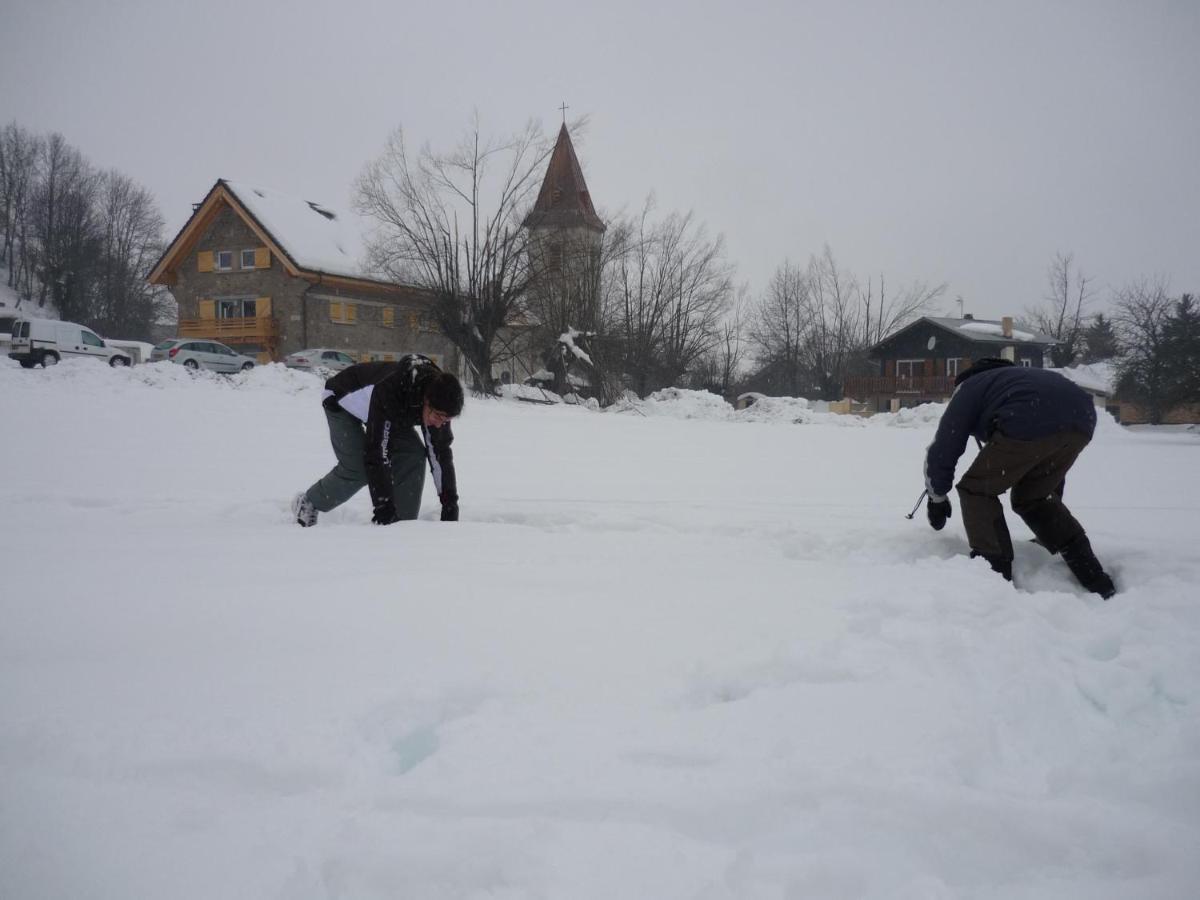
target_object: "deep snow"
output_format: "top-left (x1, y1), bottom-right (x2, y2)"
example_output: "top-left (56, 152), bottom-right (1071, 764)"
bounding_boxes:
top-left (1, 359), bottom-right (1198, 899)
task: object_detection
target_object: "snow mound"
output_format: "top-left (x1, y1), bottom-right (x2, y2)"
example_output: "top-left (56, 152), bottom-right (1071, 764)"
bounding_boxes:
top-left (734, 395), bottom-right (810, 422)
top-left (613, 387), bottom-right (733, 420)
top-left (875, 402), bottom-right (947, 427)
top-left (0, 358), bottom-right (326, 398)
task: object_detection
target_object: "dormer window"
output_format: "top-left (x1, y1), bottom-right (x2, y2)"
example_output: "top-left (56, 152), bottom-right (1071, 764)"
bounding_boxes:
top-left (215, 250), bottom-right (233, 271)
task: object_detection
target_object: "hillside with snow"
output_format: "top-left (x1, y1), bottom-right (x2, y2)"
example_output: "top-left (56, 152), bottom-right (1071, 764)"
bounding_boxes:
top-left (2, 360), bottom-right (1198, 899)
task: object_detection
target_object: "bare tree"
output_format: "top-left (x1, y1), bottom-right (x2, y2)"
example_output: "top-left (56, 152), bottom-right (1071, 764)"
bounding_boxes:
top-left (1028, 251), bottom-right (1094, 367)
top-left (91, 170), bottom-right (169, 339)
top-left (749, 259), bottom-right (811, 396)
top-left (605, 198), bottom-right (734, 395)
top-left (357, 116), bottom-right (552, 393)
top-left (803, 245), bottom-right (862, 399)
top-left (1113, 277), bottom-right (1174, 423)
top-left (30, 133), bottom-right (105, 321)
top-left (691, 284), bottom-right (749, 397)
top-left (0, 122), bottom-right (43, 300)
top-left (859, 272), bottom-right (945, 348)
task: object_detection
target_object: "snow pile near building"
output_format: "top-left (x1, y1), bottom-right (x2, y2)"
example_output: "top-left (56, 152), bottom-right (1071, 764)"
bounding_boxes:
top-left (1052, 361), bottom-right (1118, 396)
top-left (631, 386), bottom-right (737, 419)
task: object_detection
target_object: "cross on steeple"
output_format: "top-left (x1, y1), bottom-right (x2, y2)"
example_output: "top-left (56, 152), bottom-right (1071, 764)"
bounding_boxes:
top-left (559, 101), bottom-right (569, 124)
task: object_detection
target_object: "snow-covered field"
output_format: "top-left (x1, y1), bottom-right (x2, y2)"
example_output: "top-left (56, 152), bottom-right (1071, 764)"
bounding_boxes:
top-left (2, 360), bottom-right (1198, 900)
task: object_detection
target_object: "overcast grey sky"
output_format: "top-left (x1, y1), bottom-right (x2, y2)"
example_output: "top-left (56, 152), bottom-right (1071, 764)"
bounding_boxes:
top-left (3, 0), bottom-right (1197, 320)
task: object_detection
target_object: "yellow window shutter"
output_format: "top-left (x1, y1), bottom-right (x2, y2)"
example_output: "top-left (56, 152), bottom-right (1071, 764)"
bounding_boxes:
top-left (198, 251), bottom-right (214, 272)
top-left (254, 247), bottom-right (270, 269)
top-left (199, 299), bottom-right (215, 319)
top-left (330, 301), bottom-right (343, 321)
top-left (346, 303), bottom-right (357, 323)
top-left (408, 312), bottom-right (419, 331)
top-left (382, 307), bottom-right (395, 327)
top-left (256, 296), bottom-right (271, 317)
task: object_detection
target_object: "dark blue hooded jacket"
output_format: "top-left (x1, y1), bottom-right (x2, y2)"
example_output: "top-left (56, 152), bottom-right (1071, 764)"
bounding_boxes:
top-left (924, 365), bottom-right (1097, 500)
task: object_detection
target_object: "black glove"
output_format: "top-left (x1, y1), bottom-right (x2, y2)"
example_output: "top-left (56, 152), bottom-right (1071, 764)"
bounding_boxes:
top-left (927, 497), bottom-right (952, 531)
top-left (440, 501), bottom-right (459, 522)
top-left (371, 503), bottom-right (398, 525)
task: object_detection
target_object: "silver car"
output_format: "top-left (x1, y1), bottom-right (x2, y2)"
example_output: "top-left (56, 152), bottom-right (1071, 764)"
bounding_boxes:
top-left (151, 339), bottom-right (257, 373)
top-left (284, 348), bottom-right (357, 373)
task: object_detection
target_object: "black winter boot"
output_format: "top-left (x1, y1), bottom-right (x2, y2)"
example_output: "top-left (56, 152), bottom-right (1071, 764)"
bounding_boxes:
top-left (1061, 534), bottom-right (1116, 599)
top-left (970, 550), bottom-right (1013, 582)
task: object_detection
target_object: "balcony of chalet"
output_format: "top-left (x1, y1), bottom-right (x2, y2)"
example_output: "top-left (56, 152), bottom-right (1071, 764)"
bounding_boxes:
top-left (179, 314), bottom-right (279, 361)
top-left (843, 374), bottom-right (957, 404)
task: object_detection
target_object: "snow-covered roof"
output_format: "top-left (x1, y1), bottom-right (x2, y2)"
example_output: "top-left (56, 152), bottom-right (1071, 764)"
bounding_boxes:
top-left (222, 180), bottom-right (366, 280)
top-left (925, 317), bottom-right (1057, 346)
top-left (1050, 362), bottom-right (1117, 396)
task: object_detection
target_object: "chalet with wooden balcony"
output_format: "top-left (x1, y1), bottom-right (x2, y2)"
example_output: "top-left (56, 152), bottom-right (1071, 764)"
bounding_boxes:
top-left (845, 315), bottom-right (1058, 412)
top-left (148, 179), bottom-right (455, 367)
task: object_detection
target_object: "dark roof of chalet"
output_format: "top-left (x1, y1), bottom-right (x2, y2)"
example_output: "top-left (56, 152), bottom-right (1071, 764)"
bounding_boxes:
top-left (871, 316), bottom-right (1058, 354)
top-left (522, 124), bottom-right (606, 232)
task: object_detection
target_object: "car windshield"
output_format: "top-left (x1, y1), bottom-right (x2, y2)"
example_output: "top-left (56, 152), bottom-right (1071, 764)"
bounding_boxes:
top-left (154, 340), bottom-right (178, 350)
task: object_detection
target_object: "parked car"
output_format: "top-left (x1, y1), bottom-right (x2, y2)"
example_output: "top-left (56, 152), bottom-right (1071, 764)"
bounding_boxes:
top-left (150, 339), bottom-right (256, 373)
top-left (284, 348), bottom-right (357, 373)
top-left (8, 317), bottom-right (133, 368)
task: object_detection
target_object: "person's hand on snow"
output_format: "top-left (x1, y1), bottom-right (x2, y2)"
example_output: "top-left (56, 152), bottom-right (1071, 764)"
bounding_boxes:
top-left (372, 503), bottom-right (399, 525)
top-left (927, 497), bottom-right (952, 531)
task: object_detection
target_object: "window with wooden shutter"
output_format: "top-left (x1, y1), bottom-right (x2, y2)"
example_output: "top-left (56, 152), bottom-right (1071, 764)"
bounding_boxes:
top-left (330, 301), bottom-right (343, 322)
top-left (256, 297), bottom-right (271, 317)
top-left (198, 251), bottom-right (214, 272)
top-left (346, 303), bottom-right (357, 324)
top-left (382, 307), bottom-right (395, 327)
top-left (254, 247), bottom-right (270, 269)
top-left (408, 312), bottom-right (420, 332)
top-left (199, 299), bottom-right (216, 319)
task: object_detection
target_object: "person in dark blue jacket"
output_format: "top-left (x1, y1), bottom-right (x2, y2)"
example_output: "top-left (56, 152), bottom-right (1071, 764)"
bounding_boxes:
top-left (923, 357), bottom-right (1116, 598)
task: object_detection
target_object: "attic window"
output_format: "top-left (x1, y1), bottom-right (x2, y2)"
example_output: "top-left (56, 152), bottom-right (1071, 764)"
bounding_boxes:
top-left (307, 201), bottom-right (336, 221)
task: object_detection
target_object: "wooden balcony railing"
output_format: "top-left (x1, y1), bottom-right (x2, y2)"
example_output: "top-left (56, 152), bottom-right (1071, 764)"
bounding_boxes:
top-left (179, 315), bottom-right (278, 346)
top-left (843, 375), bottom-right (957, 398)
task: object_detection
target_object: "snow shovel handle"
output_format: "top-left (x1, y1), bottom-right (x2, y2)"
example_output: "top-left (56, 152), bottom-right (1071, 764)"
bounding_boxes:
top-left (905, 489), bottom-right (929, 520)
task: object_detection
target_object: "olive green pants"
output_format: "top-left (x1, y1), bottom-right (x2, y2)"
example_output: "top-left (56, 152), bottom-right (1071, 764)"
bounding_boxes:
top-left (304, 408), bottom-right (426, 520)
top-left (956, 430), bottom-right (1090, 562)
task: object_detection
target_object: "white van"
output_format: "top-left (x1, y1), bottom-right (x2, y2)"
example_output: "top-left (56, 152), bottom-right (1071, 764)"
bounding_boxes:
top-left (8, 318), bottom-right (133, 368)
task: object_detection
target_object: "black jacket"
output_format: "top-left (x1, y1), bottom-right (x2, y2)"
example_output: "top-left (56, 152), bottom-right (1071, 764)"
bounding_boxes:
top-left (924, 366), bottom-right (1096, 500)
top-left (323, 356), bottom-right (458, 516)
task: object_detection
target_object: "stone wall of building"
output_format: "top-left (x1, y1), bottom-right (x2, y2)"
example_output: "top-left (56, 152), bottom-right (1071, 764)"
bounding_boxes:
top-left (167, 205), bottom-right (457, 368)
top-left (172, 207), bottom-right (299, 325)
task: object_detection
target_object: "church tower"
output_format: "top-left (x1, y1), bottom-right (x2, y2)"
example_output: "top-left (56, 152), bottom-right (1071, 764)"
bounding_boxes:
top-left (523, 123), bottom-right (606, 343)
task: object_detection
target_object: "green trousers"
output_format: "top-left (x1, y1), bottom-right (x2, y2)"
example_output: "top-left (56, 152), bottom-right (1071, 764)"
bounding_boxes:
top-left (304, 408), bottom-right (426, 520)
top-left (956, 430), bottom-right (1090, 562)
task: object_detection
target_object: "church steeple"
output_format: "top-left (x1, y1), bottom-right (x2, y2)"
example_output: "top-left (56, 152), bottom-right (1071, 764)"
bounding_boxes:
top-left (523, 124), bottom-right (605, 233)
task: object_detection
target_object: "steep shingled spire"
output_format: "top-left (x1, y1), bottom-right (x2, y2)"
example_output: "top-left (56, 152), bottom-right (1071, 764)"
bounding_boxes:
top-left (523, 124), bottom-right (605, 232)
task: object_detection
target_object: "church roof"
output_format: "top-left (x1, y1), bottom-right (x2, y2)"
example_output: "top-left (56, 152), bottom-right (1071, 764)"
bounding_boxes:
top-left (523, 124), bottom-right (605, 232)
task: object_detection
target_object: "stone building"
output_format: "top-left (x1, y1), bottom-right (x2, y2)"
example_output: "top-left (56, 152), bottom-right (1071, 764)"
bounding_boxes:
top-left (148, 179), bottom-right (456, 367)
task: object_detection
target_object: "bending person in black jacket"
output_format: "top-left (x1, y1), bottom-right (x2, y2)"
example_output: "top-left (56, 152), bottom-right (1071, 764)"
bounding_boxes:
top-left (292, 354), bottom-right (464, 527)
top-left (923, 357), bottom-right (1115, 598)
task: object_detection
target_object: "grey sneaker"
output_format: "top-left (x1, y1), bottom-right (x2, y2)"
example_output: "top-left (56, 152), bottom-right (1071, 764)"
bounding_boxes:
top-left (292, 492), bottom-right (318, 527)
